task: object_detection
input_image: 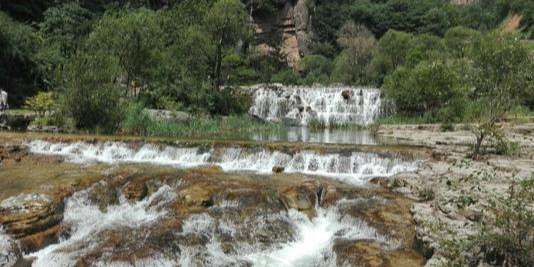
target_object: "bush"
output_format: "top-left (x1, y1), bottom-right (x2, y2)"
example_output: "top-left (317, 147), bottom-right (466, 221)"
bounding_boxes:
top-left (480, 177), bottom-right (534, 266)
top-left (121, 102), bottom-right (151, 135)
top-left (271, 69), bottom-right (302, 85)
top-left (24, 92), bottom-right (56, 117)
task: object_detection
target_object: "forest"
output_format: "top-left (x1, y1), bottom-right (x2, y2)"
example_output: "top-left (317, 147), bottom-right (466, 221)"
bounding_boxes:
top-left (1, 1), bottom-right (534, 267)
top-left (1, 0), bottom-right (534, 133)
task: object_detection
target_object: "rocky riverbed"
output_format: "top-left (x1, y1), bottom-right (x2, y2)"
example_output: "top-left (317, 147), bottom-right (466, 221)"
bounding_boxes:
top-left (0, 133), bottom-right (427, 267)
top-left (378, 123), bottom-right (534, 266)
top-left (1, 123), bottom-right (531, 267)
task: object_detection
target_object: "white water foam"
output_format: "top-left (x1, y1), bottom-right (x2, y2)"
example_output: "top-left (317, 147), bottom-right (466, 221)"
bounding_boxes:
top-left (245, 207), bottom-right (387, 267)
top-left (0, 226), bottom-right (19, 267)
top-left (28, 141), bottom-right (417, 184)
top-left (174, 200), bottom-right (390, 267)
top-left (249, 86), bottom-right (381, 126)
top-left (22, 187), bottom-right (392, 267)
top-left (29, 185), bottom-right (177, 267)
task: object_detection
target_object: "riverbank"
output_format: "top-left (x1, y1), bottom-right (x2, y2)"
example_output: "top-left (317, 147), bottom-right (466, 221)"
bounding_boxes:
top-left (379, 123), bottom-right (534, 266)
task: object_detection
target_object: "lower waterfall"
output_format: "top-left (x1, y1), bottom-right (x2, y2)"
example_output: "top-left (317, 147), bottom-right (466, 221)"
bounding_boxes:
top-left (26, 184), bottom-right (391, 267)
top-left (28, 141), bottom-right (417, 184)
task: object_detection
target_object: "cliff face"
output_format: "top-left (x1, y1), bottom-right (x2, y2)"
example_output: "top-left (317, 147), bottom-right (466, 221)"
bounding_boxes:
top-left (251, 0), bottom-right (313, 67)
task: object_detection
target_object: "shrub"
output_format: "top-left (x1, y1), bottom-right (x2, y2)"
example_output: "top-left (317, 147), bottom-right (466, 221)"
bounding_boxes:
top-left (24, 92), bottom-right (56, 117)
top-left (121, 102), bottom-right (151, 135)
top-left (480, 177), bottom-right (534, 266)
top-left (271, 69), bottom-right (302, 85)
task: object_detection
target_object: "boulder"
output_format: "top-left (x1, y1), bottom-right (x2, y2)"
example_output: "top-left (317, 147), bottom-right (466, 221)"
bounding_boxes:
top-left (272, 166), bottom-right (285, 173)
top-left (341, 90), bottom-right (352, 100)
top-left (146, 109), bottom-right (192, 122)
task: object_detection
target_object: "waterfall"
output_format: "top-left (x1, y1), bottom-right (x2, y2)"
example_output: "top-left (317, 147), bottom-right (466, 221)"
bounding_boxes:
top-left (27, 186), bottom-right (392, 267)
top-left (29, 185), bottom-right (177, 267)
top-left (248, 85), bottom-right (382, 126)
top-left (28, 141), bottom-right (417, 184)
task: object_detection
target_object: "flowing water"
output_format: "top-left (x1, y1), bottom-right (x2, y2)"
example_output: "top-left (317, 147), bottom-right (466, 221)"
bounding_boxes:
top-left (26, 183), bottom-right (391, 267)
top-left (251, 127), bottom-right (378, 145)
top-left (1, 86), bottom-right (426, 266)
top-left (248, 86), bottom-right (381, 126)
top-left (28, 140), bottom-right (417, 185)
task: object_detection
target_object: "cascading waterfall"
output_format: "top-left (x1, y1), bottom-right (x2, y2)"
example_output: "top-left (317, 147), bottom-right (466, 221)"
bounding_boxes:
top-left (28, 141), bottom-right (417, 184)
top-left (28, 184), bottom-right (177, 267)
top-left (248, 85), bottom-right (382, 126)
top-left (26, 185), bottom-right (392, 267)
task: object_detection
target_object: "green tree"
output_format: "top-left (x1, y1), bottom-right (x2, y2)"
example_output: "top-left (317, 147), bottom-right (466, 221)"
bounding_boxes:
top-left (332, 22), bottom-right (376, 85)
top-left (59, 50), bottom-right (124, 131)
top-left (39, 2), bottom-right (93, 59)
top-left (24, 92), bottom-right (56, 117)
top-left (299, 54), bottom-right (332, 85)
top-left (467, 32), bottom-right (534, 159)
top-left (205, 0), bottom-right (248, 89)
top-left (372, 30), bottom-right (414, 82)
top-left (405, 34), bottom-right (446, 67)
top-left (443, 26), bottom-right (481, 58)
top-left (0, 12), bottom-right (43, 106)
top-left (87, 8), bottom-right (163, 97)
top-left (383, 60), bottom-right (466, 118)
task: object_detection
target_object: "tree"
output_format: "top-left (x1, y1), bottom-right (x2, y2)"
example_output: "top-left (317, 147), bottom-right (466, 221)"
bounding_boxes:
top-left (443, 26), bottom-right (481, 58)
top-left (405, 34), bottom-right (446, 67)
top-left (59, 50), bottom-right (124, 131)
top-left (205, 0), bottom-right (248, 89)
top-left (87, 8), bottom-right (163, 97)
top-left (467, 32), bottom-right (534, 159)
top-left (39, 2), bottom-right (93, 60)
top-left (372, 30), bottom-right (414, 82)
top-left (299, 54), bottom-right (332, 85)
top-left (332, 22), bottom-right (376, 85)
top-left (383, 60), bottom-right (466, 119)
top-left (0, 12), bottom-right (43, 106)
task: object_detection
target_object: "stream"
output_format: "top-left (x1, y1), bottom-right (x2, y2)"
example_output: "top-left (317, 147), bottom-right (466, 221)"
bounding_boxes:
top-left (0, 87), bottom-right (426, 267)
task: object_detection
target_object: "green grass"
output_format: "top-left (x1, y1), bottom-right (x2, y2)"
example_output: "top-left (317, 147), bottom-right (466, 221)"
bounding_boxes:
top-left (122, 111), bottom-right (286, 139)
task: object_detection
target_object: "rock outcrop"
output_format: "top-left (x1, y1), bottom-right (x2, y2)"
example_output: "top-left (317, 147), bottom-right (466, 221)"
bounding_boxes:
top-left (251, 0), bottom-right (314, 67)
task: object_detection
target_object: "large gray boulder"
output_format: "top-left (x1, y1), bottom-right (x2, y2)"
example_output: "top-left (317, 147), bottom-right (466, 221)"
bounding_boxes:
top-left (146, 109), bottom-right (192, 122)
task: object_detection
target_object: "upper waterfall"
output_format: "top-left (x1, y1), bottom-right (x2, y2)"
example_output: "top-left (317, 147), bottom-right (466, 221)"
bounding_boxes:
top-left (248, 85), bottom-right (382, 126)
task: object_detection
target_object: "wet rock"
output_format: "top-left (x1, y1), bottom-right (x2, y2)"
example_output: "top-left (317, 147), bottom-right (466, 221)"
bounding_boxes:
top-left (319, 184), bottom-right (339, 206)
top-left (297, 106), bottom-right (305, 112)
top-left (121, 181), bottom-right (148, 201)
top-left (334, 240), bottom-right (425, 267)
top-left (179, 184), bottom-right (215, 208)
top-left (341, 90), bottom-right (352, 100)
top-left (272, 166), bottom-right (285, 173)
top-left (280, 190), bottom-right (313, 211)
top-left (27, 125), bottom-right (61, 133)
